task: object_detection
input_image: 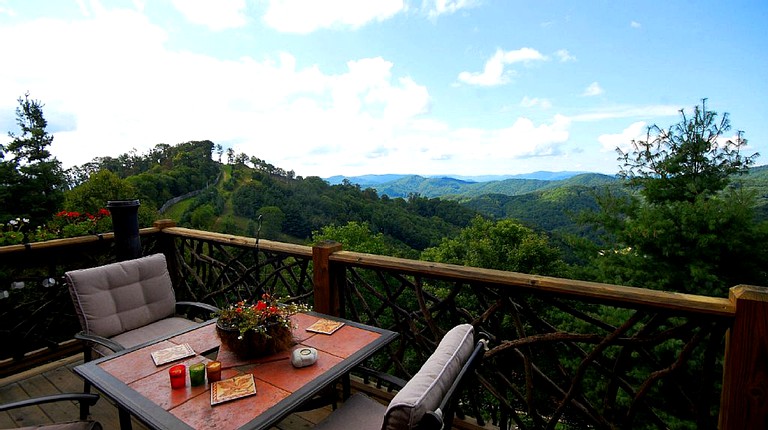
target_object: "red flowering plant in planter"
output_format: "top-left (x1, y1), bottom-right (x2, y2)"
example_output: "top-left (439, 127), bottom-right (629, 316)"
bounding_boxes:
top-left (47, 209), bottom-right (112, 238)
top-left (214, 294), bottom-right (311, 358)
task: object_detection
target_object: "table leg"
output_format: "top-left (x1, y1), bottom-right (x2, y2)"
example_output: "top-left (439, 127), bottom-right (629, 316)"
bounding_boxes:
top-left (118, 406), bottom-right (133, 430)
top-left (342, 373), bottom-right (351, 400)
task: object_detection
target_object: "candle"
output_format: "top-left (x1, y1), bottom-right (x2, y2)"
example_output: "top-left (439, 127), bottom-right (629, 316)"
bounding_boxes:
top-left (189, 362), bottom-right (206, 386)
top-left (169, 364), bottom-right (186, 389)
top-left (206, 361), bottom-right (222, 382)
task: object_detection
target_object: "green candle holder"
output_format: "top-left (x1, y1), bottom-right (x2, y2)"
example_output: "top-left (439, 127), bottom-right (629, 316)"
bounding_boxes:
top-left (189, 362), bottom-right (206, 386)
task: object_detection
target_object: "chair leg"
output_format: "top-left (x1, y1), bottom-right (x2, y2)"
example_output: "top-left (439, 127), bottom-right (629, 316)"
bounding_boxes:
top-left (118, 407), bottom-right (133, 430)
top-left (79, 399), bottom-right (89, 421)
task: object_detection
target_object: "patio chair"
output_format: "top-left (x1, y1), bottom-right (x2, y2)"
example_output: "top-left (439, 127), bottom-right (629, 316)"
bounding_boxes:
top-left (0, 393), bottom-right (101, 430)
top-left (314, 324), bottom-right (488, 430)
top-left (65, 253), bottom-right (219, 361)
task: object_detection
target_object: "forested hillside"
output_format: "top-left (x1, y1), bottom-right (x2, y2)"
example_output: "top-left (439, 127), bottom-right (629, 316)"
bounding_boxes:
top-left (64, 139), bottom-right (768, 260)
top-left (176, 164), bottom-right (477, 254)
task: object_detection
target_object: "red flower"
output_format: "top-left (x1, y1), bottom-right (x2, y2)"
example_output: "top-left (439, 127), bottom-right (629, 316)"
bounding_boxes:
top-left (255, 301), bottom-right (267, 311)
top-left (98, 208), bottom-right (110, 217)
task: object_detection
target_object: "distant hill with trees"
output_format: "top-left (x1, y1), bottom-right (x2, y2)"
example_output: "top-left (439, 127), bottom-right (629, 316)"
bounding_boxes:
top-left (329, 172), bottom-right (618, 199)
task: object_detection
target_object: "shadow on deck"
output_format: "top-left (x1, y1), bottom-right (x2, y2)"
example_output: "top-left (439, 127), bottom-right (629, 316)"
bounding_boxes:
top-left (0, 355), bottom-right (332, 429)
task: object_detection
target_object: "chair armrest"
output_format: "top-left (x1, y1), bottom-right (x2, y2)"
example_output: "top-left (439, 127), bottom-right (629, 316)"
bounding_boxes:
top-left (0, 393), bottom-right (100, 420)
top-left (0, 393), bottom-right (100, 412)
top-left (354, 366), bottom-right (408, 393)
top-left (176, 301), bottom-right (219, 316)
top-left (75, 332), bottom-right (125, 353)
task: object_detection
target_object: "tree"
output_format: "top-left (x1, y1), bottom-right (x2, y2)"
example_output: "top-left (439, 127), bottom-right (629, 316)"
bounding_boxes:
top-left (216, 144), bottom-right (224, 163)
top-left (421, 216), bottom-right (568, 276)
top-left (1, 93), bottom-right (67, 225)
top-left (585, 101), bottom-right (767, 296)
top-left (257, 206), bottom-right (285, 238)
top-left (618, 99), bottom-right (758, 203)
top-left (64, 170), bottom-right (137, 214)
top-left (312, 221), bottom-right (394, 255)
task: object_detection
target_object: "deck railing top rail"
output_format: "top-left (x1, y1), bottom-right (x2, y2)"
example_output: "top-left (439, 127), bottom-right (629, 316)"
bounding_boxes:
top-left (161, 226), bottom-right (313, 258)
top-left (329, 249), bottom-right (735, 318)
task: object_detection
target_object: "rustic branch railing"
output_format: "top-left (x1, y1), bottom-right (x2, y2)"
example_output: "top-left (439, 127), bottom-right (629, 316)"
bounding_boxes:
top-left (1, 220), bottom-right (765, 429)
top-left (158, 225), bottom-right (314, 307)
top-left (326, 250), bottom-right (733, 429)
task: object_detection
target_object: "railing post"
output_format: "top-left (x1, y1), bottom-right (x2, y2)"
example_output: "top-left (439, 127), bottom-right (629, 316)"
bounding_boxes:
top-left (719, 284), bottom-right (768, 429)
top-left (312, 241), bottom-right (343, 317)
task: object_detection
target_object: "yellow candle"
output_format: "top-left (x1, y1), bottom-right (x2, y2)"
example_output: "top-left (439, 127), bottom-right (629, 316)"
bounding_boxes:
top-left (206, 361), bottom-right (222, 382)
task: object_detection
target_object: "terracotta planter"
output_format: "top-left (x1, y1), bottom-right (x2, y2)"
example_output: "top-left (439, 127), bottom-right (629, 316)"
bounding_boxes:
top-left (216, 319), bottom-right (295, 359)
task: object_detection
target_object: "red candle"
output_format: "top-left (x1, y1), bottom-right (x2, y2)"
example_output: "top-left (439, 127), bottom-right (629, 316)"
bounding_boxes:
top-left (169, 364), bottom-right (186, 389)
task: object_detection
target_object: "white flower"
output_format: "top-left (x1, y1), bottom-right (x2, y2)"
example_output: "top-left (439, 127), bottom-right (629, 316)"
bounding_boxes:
top-left (8, 220), bottom-right (18, 226)
top-left (22, 218), bottom-right (29, 223)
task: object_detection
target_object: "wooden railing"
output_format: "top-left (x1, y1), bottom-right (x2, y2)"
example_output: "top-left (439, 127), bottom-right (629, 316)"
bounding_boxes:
top-left (0, 220), bottom-right (765, 429)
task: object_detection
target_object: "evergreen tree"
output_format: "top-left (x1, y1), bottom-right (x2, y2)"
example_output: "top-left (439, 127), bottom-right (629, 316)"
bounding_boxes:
top-left (584, 100), bottom-right (767, 296)
top-left (1, 93), bottom-right (67, 225)
top-left (619, 99), bottom-right (757, 203)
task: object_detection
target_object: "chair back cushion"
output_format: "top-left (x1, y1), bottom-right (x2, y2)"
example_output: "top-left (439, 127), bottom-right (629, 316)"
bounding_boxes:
top-left (382, 324), bottom-right (475, 430)
top-left (65, 254), bottom-right (176, 339)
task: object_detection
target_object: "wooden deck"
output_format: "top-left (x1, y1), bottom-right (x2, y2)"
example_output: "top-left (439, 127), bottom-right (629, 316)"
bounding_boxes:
top-left (0, 355), bottom-right (332, 429)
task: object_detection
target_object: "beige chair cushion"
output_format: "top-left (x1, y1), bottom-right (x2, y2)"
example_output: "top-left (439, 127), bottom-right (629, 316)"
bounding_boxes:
top-left (382, 324), bottom-right (475, 430)
top-left (66, 254), bottom-right (177, 339)
top-left (312, 393), bottom-right (386, 430)
top-left (93, 317), bottom-right (198, 356)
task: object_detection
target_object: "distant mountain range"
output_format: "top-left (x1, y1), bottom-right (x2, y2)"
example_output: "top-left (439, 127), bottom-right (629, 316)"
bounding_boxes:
top-left (325, 171), bottom-right (597, 187)
top-left (325, 171), bottom-right (618, 199)
top-left (319, 167), bottom-right (768, 238)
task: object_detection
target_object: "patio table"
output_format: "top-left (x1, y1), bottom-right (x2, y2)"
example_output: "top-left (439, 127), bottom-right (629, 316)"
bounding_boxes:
top-left (74, 312), bottom-right (397, 430)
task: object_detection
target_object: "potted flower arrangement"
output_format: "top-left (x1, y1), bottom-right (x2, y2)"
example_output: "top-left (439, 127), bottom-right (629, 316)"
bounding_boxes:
top-left (215, 294), bottom-right (310, 358)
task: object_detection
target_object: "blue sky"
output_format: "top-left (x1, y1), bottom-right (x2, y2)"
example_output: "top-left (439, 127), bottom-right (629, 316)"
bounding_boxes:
top-left (1, 1), bottom-right (766, 178)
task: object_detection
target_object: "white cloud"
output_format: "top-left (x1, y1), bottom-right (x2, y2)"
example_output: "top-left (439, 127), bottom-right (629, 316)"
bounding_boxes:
top-left (1, 4), bottom-right (679, 178)
top-left (263, 0), bottom-right (405, 33)
top-left (425, 0), bottom-right (479, 18)
top-left (630, 21), bottom-right (641, 28)
top-left (520, 96), bottom-right (552, 109)
top-left (570, 105), bottom-right (680, 122)
top-left (0, 7), bottom-right (440, 177)
top-left (555, 49), bottom-right (575, 62)
top-left (458, 48), bottom-right (546, 86)
top-left (170, 0), bottom-right (247, 30)
top-left (582, 82), bottom-right (604, 96)
top-left (0, 5), bottom-right (15, 17)
top-left (0, 3), bottom-right (576, 178)
top-left (75, 0), bottom-right (90, 17)
top-left (598, 121), bottom-right (647, 153)
top-left (346, 114), bottom-right (572, 175)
